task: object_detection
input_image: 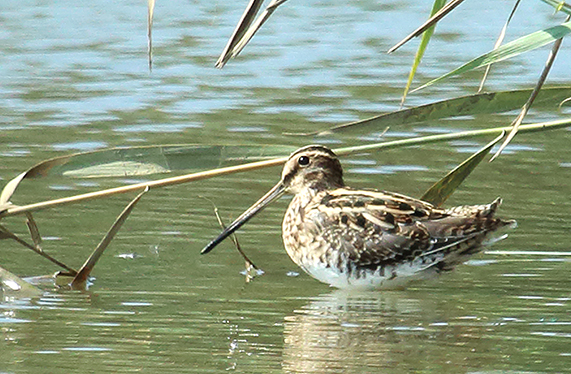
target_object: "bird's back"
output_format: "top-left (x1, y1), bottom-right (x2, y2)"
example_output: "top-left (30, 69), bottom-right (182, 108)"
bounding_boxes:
top-left (282, 188), bottom-right (515, 289)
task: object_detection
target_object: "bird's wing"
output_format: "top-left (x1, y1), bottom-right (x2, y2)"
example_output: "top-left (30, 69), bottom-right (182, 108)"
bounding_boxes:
top-left (305, 189), bottom-right (436, 268)
top-left (308, 189), bottom-right (498, 269)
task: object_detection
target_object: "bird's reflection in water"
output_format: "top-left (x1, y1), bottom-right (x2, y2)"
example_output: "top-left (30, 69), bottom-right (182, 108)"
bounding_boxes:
top-left (282, 289), bottom-right (454, 373)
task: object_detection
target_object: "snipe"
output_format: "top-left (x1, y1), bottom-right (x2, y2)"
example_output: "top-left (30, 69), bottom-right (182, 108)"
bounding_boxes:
top-left (202, 145), bottom-right (516, 289)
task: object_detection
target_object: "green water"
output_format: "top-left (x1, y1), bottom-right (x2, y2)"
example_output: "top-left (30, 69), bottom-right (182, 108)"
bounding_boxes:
top-left (2, 0), bottom-right (571, 373)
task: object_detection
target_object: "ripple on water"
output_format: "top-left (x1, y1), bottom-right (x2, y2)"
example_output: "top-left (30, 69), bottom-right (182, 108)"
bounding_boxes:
top-left (348, 164), bottom-right (429, 174)
top-left (52, 141), bottom-right (108, 151)
top-left (1, 1), bottom-right (571, 373)
top-left (114, 123), bottom-right (203, 133)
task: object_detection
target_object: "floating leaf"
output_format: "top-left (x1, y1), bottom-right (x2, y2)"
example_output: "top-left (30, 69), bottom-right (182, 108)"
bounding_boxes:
top-left (421, 132), bottom-right (505, 206)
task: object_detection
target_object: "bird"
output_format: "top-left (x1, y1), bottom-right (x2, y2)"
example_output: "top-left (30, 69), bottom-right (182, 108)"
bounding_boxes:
top-left (202, 145), bottom-right (516, 289)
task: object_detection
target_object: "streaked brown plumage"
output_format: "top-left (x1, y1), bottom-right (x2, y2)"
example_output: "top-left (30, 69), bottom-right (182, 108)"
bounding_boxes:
top-left (202, 145), bottom-right (516, 289)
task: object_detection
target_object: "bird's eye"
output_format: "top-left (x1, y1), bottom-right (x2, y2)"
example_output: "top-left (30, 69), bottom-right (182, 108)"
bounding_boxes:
top-left (298, 155), bottom-right (310, 166)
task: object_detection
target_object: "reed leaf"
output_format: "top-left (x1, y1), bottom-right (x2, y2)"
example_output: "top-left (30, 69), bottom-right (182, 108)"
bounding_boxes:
top-left (414, 20), bottom-right (571, 91)
top-left (216, 0), bottom-right (266, 68)
top-left (228, 0), bottom-right (288, 61)
top-left (1, 118), bottom-right (570, 220)
top-left (0, 145), bottom-right (295, 212)
top-left (491, 14), bottom-right (569, 161)
top-left (479, 0), bottom-right (521, 92)
top-left (310, 86), bottom-right (571, 136)
top-left (26, 213), bottom-right (42, 250)
top-left (0, 224), bottom-right (77, 274)
top-left (333, 118), bottom-right (571, 155)
top-left (388, 0), bottom-right (465, 53)
top-left (216, 0), bottom-right (288, 68)
top-left (401, 0), bottom-right (447, 106)
top-left (421, 132), bottom-right (504, 206)
top-left (147, 0), bottom-right (155, 71)
top-left (0, 265), bottom-right (42, 297)
top-left (71, 187), bottom-right (149, 289)
top-left (540, 0), bottom-right (571, 14)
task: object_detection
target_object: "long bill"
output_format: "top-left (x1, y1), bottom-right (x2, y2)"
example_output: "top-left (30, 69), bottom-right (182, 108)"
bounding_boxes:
top-left (201, 181), bottom-right (286, 254)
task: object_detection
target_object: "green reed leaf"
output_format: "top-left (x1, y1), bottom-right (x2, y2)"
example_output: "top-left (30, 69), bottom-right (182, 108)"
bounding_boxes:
top-left (478, 0), bottom-right (522, 92)
top-left (2, 118), bottom-right (570, 219)
top-left (401, 0), bottom-right (447, 105)
top-left (388, 0), bottom-right (465, 53)
top-left (312, 86), bottom-right (571, 136)
top-left (414, 20), bottom-right (571, 91)
top-left (540, 0), bottom-right (571, 15)
top-left (421, 132), bottom-right (504, 207)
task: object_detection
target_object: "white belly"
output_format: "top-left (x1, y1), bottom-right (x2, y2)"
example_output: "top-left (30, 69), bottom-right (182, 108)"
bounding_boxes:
top-left (290, 251), bottom-right (440, 290)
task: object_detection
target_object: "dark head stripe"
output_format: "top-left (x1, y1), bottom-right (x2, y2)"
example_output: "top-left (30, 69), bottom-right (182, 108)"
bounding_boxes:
top-left (289, 145), bottom-right (337, 159)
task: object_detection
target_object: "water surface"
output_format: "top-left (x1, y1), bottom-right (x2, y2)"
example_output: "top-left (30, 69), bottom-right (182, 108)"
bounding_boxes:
top-left (2, 0), bottom-right (571, 373)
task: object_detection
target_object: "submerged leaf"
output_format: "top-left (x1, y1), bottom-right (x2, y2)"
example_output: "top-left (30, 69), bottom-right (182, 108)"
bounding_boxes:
top-left (421, 132), bottom-right (505, 207)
